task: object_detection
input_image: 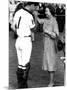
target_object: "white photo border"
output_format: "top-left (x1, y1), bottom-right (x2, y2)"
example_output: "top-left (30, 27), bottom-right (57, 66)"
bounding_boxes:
top-left (0, 0), bottom-right (66, 90)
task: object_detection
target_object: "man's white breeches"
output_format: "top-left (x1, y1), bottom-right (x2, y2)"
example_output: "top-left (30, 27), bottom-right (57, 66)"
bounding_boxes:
top-left (15, 37), bottom-right (32, 66)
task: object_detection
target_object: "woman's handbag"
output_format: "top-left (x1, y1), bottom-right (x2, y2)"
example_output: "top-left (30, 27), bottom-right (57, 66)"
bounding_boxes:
top-left (56, 38), bottom-right (64, 51)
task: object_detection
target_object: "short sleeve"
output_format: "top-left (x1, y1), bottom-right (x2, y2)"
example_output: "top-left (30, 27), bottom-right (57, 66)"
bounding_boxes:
top-left (29, 15), bottom-right (35, 29)
top-left (13, 12), bottom-right (20, 27)
top-left (13, 11), bottom-right (21, 27)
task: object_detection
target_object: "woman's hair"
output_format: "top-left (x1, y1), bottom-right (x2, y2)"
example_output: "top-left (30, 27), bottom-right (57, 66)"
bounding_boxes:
top-left (46, 5), bottom-right (56, 16)
top-left (13, 3), bottom-right (24, 17)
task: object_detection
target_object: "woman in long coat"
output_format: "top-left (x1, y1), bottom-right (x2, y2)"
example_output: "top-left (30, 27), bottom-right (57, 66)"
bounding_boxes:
top-left (37, 5), bottom-right (59, 86)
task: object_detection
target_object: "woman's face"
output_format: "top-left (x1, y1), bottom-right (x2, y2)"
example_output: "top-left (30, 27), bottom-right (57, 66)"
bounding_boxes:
top-left (45, 8), bottom-right (51, 17)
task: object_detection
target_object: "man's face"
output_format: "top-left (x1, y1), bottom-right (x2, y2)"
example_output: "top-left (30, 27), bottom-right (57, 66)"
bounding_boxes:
top-left (25, 4), bottom-right (35, 12)
top-left (25, 5), bottom-right (31, 11)
top-left (30, 4), bottom-right (35, 11)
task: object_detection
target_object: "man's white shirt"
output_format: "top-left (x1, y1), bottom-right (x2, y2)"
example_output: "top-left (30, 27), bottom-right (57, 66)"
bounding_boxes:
top-left (13, 9), bottom-right (35, 37)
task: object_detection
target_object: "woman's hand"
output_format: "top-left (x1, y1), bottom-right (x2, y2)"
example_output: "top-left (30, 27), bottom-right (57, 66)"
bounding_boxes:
top-left (51, 32), bottom-right (56, 38)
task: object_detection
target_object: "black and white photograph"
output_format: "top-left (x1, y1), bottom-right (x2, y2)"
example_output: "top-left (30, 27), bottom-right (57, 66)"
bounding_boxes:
top-left (8, 0), bottom-right (66, 89)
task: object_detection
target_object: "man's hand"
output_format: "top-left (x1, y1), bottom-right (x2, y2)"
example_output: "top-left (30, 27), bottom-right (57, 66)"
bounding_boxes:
top-left (11, 24), bottom-right (16, 31)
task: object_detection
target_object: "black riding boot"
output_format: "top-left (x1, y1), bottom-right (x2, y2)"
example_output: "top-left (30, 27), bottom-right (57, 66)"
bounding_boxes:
top-left (16, 63), bottom-right (30, 88)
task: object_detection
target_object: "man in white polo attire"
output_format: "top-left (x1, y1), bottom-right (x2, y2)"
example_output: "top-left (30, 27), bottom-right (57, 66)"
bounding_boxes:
top-left (12, 3), bottom-right (35, 88)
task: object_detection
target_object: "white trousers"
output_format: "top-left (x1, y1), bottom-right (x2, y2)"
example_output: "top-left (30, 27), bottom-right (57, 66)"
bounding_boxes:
top-left (15, 37), bottom-right (32, 66)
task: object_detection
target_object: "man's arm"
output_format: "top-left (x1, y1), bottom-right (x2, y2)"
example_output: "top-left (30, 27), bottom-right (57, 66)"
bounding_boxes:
top-left (11, 12), bottom-right (20, 32)
top-left (29, 15), bottom-right (35, 29)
